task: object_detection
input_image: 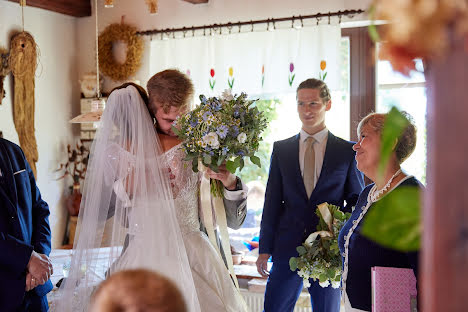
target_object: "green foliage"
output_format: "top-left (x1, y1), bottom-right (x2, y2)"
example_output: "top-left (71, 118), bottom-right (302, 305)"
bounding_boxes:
top-left (237, 98), bottom-right (280, 184)
top-left (173, 91), bottom-right (268, 178)
top-left (289, 203), bottom-right (350, 288)
top-left (361, 186), bottom-right (421, 252)
top-left (378, 107), bottom-right (409, 179)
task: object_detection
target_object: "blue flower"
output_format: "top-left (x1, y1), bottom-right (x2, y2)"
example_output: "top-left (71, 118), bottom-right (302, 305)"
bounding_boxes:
top-left (230, 126), bottom-right (239, 137)
top-left (200, 95), bottom-right (208, 105)
top-left (236, 150), bottom-right (246, 157)
top-left (202, 111), bottom-right (213, 121)
top-left (233, 110), bottom-right (240, 118)
top-left (216, 125), bottom-right (229, 139)
top-left (190, 119), bottom-right (198, 127)
top-left (210, 98), bottom-right (222, 111)
top-left (222, 146), bottom-right (229, 156)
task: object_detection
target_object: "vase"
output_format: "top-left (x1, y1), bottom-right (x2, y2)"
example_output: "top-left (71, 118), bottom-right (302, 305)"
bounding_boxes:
top-left (67, 183), bottom-right (82, 216)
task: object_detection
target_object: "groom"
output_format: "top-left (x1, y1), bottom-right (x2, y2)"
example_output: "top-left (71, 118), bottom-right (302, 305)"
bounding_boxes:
top-left (146, 69), bottom-right (248, 251)
top-left (257, 78), bottom-right (364, 312)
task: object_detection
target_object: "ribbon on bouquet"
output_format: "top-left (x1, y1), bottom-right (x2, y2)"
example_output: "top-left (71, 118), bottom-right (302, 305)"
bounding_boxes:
top-left (305, 203), bottom-right (333, 246)
top-left (199, 162), bottom-right (240, 289)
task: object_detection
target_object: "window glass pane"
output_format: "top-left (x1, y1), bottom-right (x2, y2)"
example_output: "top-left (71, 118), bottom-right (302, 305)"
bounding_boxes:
top-left (377, 74), bottom-right (427, 184)
top-left (377, 59), bottom-right (425, 84)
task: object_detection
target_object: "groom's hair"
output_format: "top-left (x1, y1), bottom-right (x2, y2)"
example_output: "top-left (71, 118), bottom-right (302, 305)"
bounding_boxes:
top-left (91, 269), bottom-right (186, 312)
top-left (297, 78), bottom-right (331, 103)
top-left (147, 69), bottom-right (194, 114)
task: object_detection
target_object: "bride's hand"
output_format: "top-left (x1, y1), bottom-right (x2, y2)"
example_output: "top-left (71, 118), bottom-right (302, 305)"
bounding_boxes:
top-left (205, 165), bottom-right (237, 191)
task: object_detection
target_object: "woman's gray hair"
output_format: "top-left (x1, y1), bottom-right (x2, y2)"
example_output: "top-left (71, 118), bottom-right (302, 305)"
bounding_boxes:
top-left (357, 111), bottom-right (417, 164)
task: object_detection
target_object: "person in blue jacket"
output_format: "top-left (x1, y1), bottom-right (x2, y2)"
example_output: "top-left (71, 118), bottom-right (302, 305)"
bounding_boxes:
top-left (0, 138), bottom-right (53, 311)
top-left (257, 78), bottom-right (364, 312)
top-left (338, 112), bottom-right (420, 311)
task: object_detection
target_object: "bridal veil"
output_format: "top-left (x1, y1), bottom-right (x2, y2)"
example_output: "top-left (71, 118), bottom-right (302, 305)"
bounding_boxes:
top-left (54, 85), bottom-right (201, 311)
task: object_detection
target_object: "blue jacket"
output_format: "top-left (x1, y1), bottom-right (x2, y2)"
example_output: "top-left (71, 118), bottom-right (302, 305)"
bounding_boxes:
top-left (259, 132), bottom-right (364, 260)
top-left (0, 138), bottom-right (53, 311)
top-left (338, 176), bottom-right (421, 311)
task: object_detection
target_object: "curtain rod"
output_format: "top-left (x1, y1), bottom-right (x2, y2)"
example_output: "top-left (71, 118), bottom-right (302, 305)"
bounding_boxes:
top-left (137, 9), bottom-right (365, 37)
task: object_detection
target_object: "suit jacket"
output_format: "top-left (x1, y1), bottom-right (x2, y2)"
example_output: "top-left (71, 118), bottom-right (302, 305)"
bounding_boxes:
top-left (0, 138), bottom-right (53, 311)
top-left (259, 132), bottom-right (364, 261)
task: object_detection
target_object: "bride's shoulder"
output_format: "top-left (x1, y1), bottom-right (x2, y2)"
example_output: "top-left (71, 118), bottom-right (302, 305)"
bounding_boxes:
top-left (158, 133), bottom-right (182, 153)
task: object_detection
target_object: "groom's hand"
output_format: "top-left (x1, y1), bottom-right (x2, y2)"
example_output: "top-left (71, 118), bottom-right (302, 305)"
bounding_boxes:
top-left (205, 165), bottom-right (237, 191)
top-left (256, 253), bottom-right (271, 277)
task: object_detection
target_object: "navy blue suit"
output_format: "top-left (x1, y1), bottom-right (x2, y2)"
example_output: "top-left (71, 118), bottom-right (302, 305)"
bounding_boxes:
top-left (259, 132), bottom-right (364, 312)
top-left (0, 138), bottom-right (52, 311)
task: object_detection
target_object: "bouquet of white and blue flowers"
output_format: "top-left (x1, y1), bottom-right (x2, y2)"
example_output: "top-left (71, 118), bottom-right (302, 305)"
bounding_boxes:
top-left (289, 203), bottom-right (351, 289)
top-left (172, 90), bottom-right (268, 196)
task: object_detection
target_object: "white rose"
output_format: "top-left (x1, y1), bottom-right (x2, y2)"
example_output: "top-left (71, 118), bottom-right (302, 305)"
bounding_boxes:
top-left (331, 281), bottom-right (341, 289)
top-left (203, 132), bottom-right (220, 149)
top-left (237, 132), bottom-right (247, 144)
top-left (221, 89), bottom-right (234, 101)
top-left (319, 280), bottom-right (330, 288)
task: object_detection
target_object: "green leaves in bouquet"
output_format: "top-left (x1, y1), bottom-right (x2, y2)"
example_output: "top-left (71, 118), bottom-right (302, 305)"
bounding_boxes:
top-left (361, 186), bottom-right (421, 252)
top-left (289, 257), bottom-right (298, 271)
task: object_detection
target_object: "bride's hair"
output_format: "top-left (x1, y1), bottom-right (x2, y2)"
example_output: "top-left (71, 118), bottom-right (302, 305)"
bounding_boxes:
top-left (91, 269), bottom-right (187, 312)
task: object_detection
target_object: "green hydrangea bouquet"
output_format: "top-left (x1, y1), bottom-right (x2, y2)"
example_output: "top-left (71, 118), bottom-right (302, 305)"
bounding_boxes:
top-left (172, 90), bottom-right (268, 196)
top-left (289, 203), bottom-right (351, 289)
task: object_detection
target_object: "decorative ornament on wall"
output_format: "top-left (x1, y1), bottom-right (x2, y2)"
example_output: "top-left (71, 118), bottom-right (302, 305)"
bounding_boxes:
top-left (261, 64), bottom-right (265, 88)
top-left (104, 0), bottom-right (114, 8)
top-left (227, 66), bottom-right (234, 89)
top-left (288, 62), bottom-right (295, 87)
top-left (9, 31), bottom-right (40, 177)
top-left (98, 23), bottom-right (144, 81)
top-left (0, 46), bottom-right (10, 105)
top-left (319, 60), bottom-right (327, 81)
top-left (145, 0), bottom-right (158, 14)
top-left (209, 68), bottom-right (216, 90)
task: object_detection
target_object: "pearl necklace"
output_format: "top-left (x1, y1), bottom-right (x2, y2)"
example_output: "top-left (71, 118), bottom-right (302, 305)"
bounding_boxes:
top-left (368, 169), bottom-right (402, 203)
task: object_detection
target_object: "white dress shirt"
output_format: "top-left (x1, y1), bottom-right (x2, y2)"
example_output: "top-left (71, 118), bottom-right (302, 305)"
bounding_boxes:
top-left (299, 127), bottom-right (328, 189)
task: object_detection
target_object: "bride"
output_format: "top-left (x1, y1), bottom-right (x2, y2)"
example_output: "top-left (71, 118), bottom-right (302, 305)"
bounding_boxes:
top-left (54, 83), bottom-right (247, 312)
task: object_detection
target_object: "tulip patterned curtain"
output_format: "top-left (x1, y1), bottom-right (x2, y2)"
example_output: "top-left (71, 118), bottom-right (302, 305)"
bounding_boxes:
top-left (149, 25), bottom-right (342, 97)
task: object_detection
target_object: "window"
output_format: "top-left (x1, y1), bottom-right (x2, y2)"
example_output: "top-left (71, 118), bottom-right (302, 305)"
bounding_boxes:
top-left (376, 56), bottom-right (427, 183)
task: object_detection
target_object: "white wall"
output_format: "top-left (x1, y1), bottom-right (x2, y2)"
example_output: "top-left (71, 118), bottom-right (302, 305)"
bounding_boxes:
top-left (0, 1), bottom-right (79, 248)
top-left (77, 0), bottom-right (372, 92)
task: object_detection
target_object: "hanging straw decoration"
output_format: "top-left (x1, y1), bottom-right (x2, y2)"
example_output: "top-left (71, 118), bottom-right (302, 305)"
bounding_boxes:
top-left (9, 31), bottom-right (40, 177)
top-left (145, 0), bottom-right (158, 14)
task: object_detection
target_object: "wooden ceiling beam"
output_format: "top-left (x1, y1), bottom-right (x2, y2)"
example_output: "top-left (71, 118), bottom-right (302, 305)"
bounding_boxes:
top-left (182, 0), bottom-right (209, 4)
top-left (7, 0), bottom-right (91, 17)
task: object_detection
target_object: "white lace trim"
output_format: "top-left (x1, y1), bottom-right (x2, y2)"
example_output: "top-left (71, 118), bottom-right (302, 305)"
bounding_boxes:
top-left (341, 174), bottom-right (413, 309)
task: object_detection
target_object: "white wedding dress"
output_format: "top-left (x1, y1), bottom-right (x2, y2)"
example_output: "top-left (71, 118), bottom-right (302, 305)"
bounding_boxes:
top-left (54, 86), bottom-right (245, 312)
top-left (161, 144), bottom-right (247, 312)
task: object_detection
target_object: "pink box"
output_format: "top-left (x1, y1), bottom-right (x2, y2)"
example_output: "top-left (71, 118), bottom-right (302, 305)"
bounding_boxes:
top-left (371, 266), bottom-right (417, 312)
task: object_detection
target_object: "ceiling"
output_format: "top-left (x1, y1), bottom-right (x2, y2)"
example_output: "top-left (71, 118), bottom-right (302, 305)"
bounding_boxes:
top-left (6, 0), bottom-right (208, 18)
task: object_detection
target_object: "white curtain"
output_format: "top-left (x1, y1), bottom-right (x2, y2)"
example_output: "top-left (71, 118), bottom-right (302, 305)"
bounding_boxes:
top-left (150, 25), bottom-right (342, 97)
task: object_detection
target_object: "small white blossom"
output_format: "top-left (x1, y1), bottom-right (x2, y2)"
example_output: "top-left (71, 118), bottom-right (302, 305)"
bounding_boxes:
top-left (237, 132), bottom-right (247, 144)
top-left (221, 89), bottom-right (234, 101)
top-left (331, 281), bottom-right (341, 289)
top-left (203, 132), bottom-right (220, 149)
top-left (303, 279), bottom-right (311, 288)
top-left (319, 280), bottom-right (330, 288)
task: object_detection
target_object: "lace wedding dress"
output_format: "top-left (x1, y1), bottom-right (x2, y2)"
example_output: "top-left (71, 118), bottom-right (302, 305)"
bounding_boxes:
top-left (162, 144), bottom-right (247, 312)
